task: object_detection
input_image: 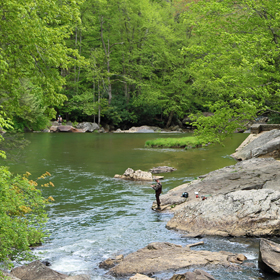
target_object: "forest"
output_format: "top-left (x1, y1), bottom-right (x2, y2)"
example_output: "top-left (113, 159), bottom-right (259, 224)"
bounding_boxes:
top-left (1, 0), bottom-right (280, 142)
top-left (1, 0), bottom-right (280, 269)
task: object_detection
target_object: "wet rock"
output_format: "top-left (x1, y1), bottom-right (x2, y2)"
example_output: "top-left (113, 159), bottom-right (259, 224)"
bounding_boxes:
top-left (149, 166), bottom-right (177, 174)
top-left (10, 260), bottom-right (68, 280)
top-left (159, 158), bottom-right (280, 211)
top-left (258, 238), bottom-right (280, 274)
top-left (170, 269), bottom-right (217, 280)
top-left (9, 261), bottom-right (90, 280)
top-left (167, 189), bottom-right (280, 237)
top-left (99, 255), bottom-right (124, 269)
top-left (232, 129), bottom-right (280, 160)
top-left (106, 242), bottom-right (246, 276)
top-left (114, 168), bottom-right (163, 181)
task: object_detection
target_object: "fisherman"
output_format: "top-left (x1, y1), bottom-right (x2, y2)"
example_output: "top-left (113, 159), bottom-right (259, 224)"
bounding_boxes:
top-left (57, 115), bottom-right (62, 126)
top-left (151, 179), bottom-right (162, 210)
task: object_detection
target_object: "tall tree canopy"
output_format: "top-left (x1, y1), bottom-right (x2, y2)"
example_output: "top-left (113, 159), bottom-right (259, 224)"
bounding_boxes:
top-left (181, 0), bottom-right (280, 142)
top-left (0, 0), bottom-right (82, 130)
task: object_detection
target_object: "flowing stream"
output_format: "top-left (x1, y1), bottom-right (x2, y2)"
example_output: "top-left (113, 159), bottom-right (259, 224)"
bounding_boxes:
top-left (1, 132), bottom-right (279, 280)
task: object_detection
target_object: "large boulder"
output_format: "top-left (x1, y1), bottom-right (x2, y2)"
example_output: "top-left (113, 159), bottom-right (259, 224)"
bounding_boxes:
top-left (76, 122), bottom-right (99, 132)
top-left (167, 189), bottom-right (280, 237)
top-left (258, 238), bottom-right (280, 274)
top-left (114, 168), bottom-right (163, 181)
top-left (10, 261), bottom-right (67, 280)
top-left (10, 261), bottom-right (90, 280)
top-left (158, 158), bottom-right (280, 211)
top-left (105, 242), bottom-right (246, 277)
top-left (232, 129), bottom-right (280, 160)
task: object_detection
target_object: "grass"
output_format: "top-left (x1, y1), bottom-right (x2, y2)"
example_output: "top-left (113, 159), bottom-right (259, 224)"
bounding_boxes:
top-left (144, 136), bottom-right (207, 149)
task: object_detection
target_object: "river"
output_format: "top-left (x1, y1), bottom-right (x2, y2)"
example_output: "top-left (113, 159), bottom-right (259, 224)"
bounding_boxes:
top-left (0, 132), bottom-right (278, 280)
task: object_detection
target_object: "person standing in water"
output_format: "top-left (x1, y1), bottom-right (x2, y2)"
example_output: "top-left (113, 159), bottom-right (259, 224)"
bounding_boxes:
top-left (151, 179), bottom-right (162, 210)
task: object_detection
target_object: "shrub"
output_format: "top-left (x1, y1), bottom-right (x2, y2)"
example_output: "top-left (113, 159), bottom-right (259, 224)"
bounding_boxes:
top-left (0, 168), bottom-right (54, 268)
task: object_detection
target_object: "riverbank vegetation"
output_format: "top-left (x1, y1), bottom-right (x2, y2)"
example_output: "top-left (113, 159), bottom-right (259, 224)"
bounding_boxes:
top-left (1, 0), bottom-right (280, 143)
top-left (1, 0), bottom-right (280, 263)
top-left (0, 168), bottom-right (54, 268)
top-left (145, 136), bottom-right (206, 149)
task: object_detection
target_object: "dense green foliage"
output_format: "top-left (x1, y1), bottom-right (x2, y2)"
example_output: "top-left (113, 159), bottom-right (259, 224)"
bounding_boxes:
top-left (0, 0), bottom-right (82, 131)
top-left (3, 0), bottom-right (280, 137)
top-left (145, 136), bottom-right (206, 149)
top-left (1, 0), bottom-right (280, 266)
top-left (0, 169), bottom-right (54, 268)
top-left (0, 0), bottom-right (77, 266)
top-left (182, 0), bottom-right (280, 142)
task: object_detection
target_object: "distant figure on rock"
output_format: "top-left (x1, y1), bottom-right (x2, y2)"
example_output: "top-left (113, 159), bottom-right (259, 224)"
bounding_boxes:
top-left (57, 115), bottom-right (62, 126)
top-left (151, 179), bottom-right (162, 210)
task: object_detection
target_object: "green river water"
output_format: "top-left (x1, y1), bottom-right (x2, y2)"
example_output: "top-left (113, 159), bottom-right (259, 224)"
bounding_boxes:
top-left (0, 132), bottom-right (279, 280)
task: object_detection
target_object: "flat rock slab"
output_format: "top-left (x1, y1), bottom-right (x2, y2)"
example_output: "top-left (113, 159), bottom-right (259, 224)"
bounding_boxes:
top-left (259, 238), bottom-right (280, 274)
top-left (106, 242), bottom-right (246, 276)
top-left (167, 189), bottom-right (280, 237)
top-left (232, 129), bottom-right (280, 160)
top-left (159, 158), bottom-right (280, 210)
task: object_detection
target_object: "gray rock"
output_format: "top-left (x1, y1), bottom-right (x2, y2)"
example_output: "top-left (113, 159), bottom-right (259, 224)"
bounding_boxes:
top-left (99, 255), bottom-right (124, 269)
top-left (114, 168), bottom-right (163, 181)
top-left (10, 261), bottom-right (90, 280)
top-left (159, 158), bottom-right (280, 211)
top-left (258, 238), bottom-right (280, 274)
top-left (167, 189), bottom-right (280, 237)
top-left (76, 122), bottom-right (99, 132)
top-left (149, 166), bottom-right (177, 174)
top-left (11, 260), bottom-right (68, 280)
top-left (170, 269), bottom-right (217, 280)
top-left (107, 242), bottom-right (246, 276)
top-left (232, 129), bottom-right (280, 160)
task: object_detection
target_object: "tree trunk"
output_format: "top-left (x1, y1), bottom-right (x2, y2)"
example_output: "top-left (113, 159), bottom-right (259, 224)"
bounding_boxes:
top-left (98, 80), bottom-right (101, 125)
top-left (93, 80), bottom-right (96, 123)
top-left (166, 111), bottom-right (174, 128)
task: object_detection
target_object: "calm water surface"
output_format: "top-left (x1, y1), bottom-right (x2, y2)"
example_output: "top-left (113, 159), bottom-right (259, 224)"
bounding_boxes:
top-left (0, 132), bottom-right (278, 280)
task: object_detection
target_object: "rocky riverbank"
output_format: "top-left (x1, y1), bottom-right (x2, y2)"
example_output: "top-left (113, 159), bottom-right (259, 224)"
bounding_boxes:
top-left (44, 123), bottom-right (185, 134)
top-left (4, 129), bottom-right (280, 279)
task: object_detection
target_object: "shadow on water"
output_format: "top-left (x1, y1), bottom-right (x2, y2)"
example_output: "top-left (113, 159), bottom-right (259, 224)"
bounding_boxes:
top-left (1, 132), bottom-right (279, 279)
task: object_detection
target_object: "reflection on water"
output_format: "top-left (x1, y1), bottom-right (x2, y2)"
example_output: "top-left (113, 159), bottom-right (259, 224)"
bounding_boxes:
top-left (0, 133), bottom-right (30, 163)
top-left (1, 132), bottom-right (279, 279)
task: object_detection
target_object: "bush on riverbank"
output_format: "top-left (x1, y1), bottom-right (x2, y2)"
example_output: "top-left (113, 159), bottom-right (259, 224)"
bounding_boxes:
top-left (145, 136), bottom-right (207, 149)
top-left (0, 168), bottom-right (53, 268)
